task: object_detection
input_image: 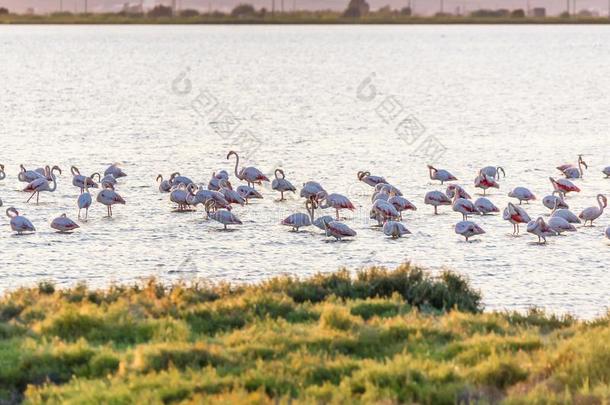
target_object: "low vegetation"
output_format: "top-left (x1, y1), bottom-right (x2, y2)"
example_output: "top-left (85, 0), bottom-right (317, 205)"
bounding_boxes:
top-left (0, 263), bottom-right (608, 404)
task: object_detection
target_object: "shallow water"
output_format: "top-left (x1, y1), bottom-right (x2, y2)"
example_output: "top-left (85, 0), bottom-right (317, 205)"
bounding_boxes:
top-left (0, 25), bottom-right (609, 318)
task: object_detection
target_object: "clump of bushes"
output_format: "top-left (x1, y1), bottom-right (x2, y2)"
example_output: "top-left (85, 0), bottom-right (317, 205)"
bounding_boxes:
top-left (0, 263), bottom-right (607, 404)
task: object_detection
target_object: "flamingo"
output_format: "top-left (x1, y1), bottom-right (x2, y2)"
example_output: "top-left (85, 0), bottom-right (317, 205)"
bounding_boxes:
top-left (282, 199), bottom-right (316, 231)
top-left (192, 187), bottom-right (231, 210)
top-left (323, 220), bottom-right (356, 240)
top-left (169, 172), bottom-right (194, 187)
top-left (508, 187), bottom-right (536, 204)
top-left (452, 190), bottom-right (478, 220)
top-left (206, 200), bottom-right (241, 230)
top-left (383, 220), bottom-right (411, 238)
top-left (474, 171), bottom-right (499, 195)
top-left (606, 226), bottom-right (610, 240)
top-left (474, 197), bottom-right (499, 215)
top-left (446, 184), bottom-right (471, 199)
top-left (77, 180), bottom-right (93, 220)
top-left (557, 155), bottom-right (587, 175)
top-left (562, 157), bottom-right (587, 179)
top-left (71, 166), bottom-right (99, 193)
top-left (24, 166), bottom-right (61, 204)
top-left (455, 221), bottom-right (485, 242)
top-left (428, 165), bottom-right (457, 184)
top-left (503, 202), bottom-right (531, 235)
top-left (18, 164), bottom-right (46, 183)
top-left (104, 164), bottom-right (127, 179)
top-left (424, 191), bottom-right (452, 214)
top-left (579, 194), bottom-right (607, 226)
top-left (549, 177), bottom-right (580, 196)
top-left (5, 207), bottom-right (35, 234)
top-left (547, 216), bottom-right (577, 235)
top-left (51, 213), bottom-right (80, 233)
top-left (170, 183), bottom-right (197, 211)
top-left (371, 199), bottom-right (400, 225)
top-left (527, 217), bottom-right (555, 244)
top-left (300, 181), bottom-right (325, 199)
top-left (542, 192), bottom-right (569, 210)
top-left (603, 166), bottom-right (610, 178)
top-left (237, 185), bottom-right (263, 204)
top-left (388, 195), bottom-right (417, 220)
top-left (374, 183), bottom-right (402, 196)
top-left (357, 171), bottom-right (387, 187)
top-left (97, 183), bottom-right (126, 217)
top-left (227, 151), bottom-right (269, 189)
top-left (101, 174), bottom-right (117, 187)
top-left (316, 191), bottom-right (355, 220)
top-left (551, 199), bottom-right (581, 224)
top-left (157, 175), bottom-right (172, 193)
top-left (271, 169), bottom-right (296, 201)
top-left (0, 164), bottom-right (5, 181)
top-left (372, 189), bottom-right (390, 202)
top-left (480, 166), bottom-right (506, 181)
top-left (208, 171), bottom-right (230, 191)
top-left (219, 180), bottom-right (246, 206)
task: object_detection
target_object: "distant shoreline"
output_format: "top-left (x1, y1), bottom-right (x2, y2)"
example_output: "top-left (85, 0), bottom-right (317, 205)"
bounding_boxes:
top-left (3, 15), bottom-right (610, 25)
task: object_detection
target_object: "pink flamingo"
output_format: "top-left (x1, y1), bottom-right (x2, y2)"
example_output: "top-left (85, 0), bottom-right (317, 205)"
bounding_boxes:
top-left (527, 217), bottom-right (555, 244)
top-left (227, 151), bottom-right (269, 189)
top-left (5, 207), bottom-right (35, 234)
top-left (455, 220), bottom-right (485, 242)
top-left (383, 220), bottom-right (411, 238)
top-left (508, 186), bottom-right (536, 204)
top-left (474, 171), bottom-right (499, 195)
top-left (323, 220), bottom-right (356, 240)
top-left (579, 194), bottom-right (607, 226)
top-left (271, 169), bottom-right (296, 201)
top-left (51, 213), bottom-right (80, 233)
top-left (503, 202), bottom-right (531, 235)
top-left (474, 197), bottom-right (499, 215)
top-left (452, 190), bottom-right (478, 220)
top-left (549, 177), bottom-right (580, 196)
top-left (428, 165), bottom-right (457, 184)
top-left (424, 191), bottom-right (451, 214)
top-left (358, 171), bottom-right (387, 187)
top-left (97, 183), bottom-right (126, 217)
top-left (23, 165), bottom-right (61, 204)
top-left (316, 191), bottom-right (355, 220)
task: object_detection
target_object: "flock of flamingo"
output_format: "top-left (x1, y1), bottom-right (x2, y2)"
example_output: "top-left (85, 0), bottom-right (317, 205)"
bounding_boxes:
top-left (1, 152), bottom-right (610, 244)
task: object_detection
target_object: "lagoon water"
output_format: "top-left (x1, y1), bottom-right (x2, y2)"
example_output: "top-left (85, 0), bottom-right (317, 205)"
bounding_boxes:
top-left (0, 25), bottom-right (609, 317)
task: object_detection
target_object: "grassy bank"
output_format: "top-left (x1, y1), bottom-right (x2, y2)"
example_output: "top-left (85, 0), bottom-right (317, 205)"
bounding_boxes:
top-left (3, 14), bottom-right (610, 25)
top-left (0, 263), bottom-right (608, 404)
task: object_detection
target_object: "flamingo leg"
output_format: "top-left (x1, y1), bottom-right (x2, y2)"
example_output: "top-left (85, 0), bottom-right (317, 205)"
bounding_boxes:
top-left (434, 206), bottom-right (438, 215)
top-left (335, 208), bottom-right (340, 220)
top-left (280, 191), bottom-right (284, 201)
top-left (26, 192), bottom-right (36, 203)
top-left (36, 192), bottom-right (40, 204)
top-left (85, 208), bottom-right (89, 220)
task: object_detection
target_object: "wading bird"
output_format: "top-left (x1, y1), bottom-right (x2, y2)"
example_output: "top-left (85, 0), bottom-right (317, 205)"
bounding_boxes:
top-left (446, 184), bottom-right (471, 199)
top-left (455, 220), bottom-right (485, 242)
top-left (300, 181), bottom-right (325, 200)
top-left (551, 199), bottom-right (581, 224)
top-left (6, 207), bottom-right (35, 234)
top-left (206, 200), bottom-right (242, 230)
top-left (357, 171), bottom-right (387, 187)
top-left (77, 180), bottom-right (93, 220)
top-left (323, 220), bottom-right (356, 241)
top-left (0, 164), bottom-right (5, 181)
top-left (388, 195), bottom-right (417, 220)
top-left (71, 166), bottom-right (99, 193)
top-left (24, 166), bottom-right (61, 204)
top-left (271, 169), bottom-right (296, 201)
top-left (170, 172), bottom-right (194, 187)
top-left (427, 165), bottom-right (457, 184)
top-left (508, 186), bottom-right (536, 204)
top-left (557, 155), bottom-right (587, 176)
top-left (424, 191), bottom-right (452, 214)
top-left (549, 177), bottom-right (580, 196)
top-left (237, 185), bottom-right (263, 204)
top-left (547, 216), bottom-right (577, 235)
top-left (543, 192), bottom-right (569, 210)
top-left (562, 157), bottom-right (587, 179)
top-left (282, 199), bottom-right (316, 231)
top-left (157, 175), bottom-right (172, 193)
top-left (316, 191), bottom-right (355, 220)
top-left (605, 226), bottom-right (610, 240)
top-left (480, 166), bottom-right (506, 180)
top-left (474, 171), bottom-right (499, 195)
top-left (452, 191), bottom-right (478, 220)
top-left (603, 166), bottom-right (610, 178)
top-left (527, 217), bottom-right (555, 244)
top-left (18, 164), bottom-right (46, 183)
top-left (579, 194), bottom-right (607, 226)
top-left (227, 151), bottom-right (269, 189)
top-left (104, 164), bottom-right (127, 179)
top-left (383, 220), bottom-right (411, 238)
top-left (371, 199), bottom-right (400, 225)
top-left (474, 197), bottom-right (499, 215)
top-left (503, 202), bottom-right (531, 235)
top-left (51, 213), bottom-right (80, 233)
top-left (97, 183), bottom-right (126, 217)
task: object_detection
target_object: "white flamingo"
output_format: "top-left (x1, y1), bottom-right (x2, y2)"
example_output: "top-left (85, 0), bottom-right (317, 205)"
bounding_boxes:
top-left (323, 220), bottom-right (356, 240)
top-left (474, 197), bottom-right (499, 215)
top-left (503, 202), bottom-right (531, 235)
top-left (549, 177), bottom-right (580, 196)
top-left (97, 183), bottom-right (126, 217)
top-left (579, 194), bottom-right (607, 226)
top-left (358, 171), bottom-right (387, 187)
top-left (316, 191), bottom-right (355, 220)
top-left (24, 166), bottom-right (61, 204)
top-left (18, 164), bottom-right (46, 183)
top-left (6, 207), bottom-right (35, 234)
top-left (271, 169), bottom-right (296, 201)
top-left (157, 175), bottom-right (172, 193)
top-left (388, 195), bottom-right (417, 220)
top-left (282, 199), bottom-right (316, 231)
top-left (206, 201), bottom-right (241, 230)
top-left (527, 217), bottom-right (555, 244)
top-left (428, 165), bottom-right (457, 184)
top-left (71, 166), bottom-right (99, 193)
top-left (508, 186), bottom-right (536, 204)
top-left (547, 216), bottom-right (577, 235)
top-left (300, 181), bottom-right (325, 199)
top-left (455, 221), bottom-right (485, 242)
top-left (383, 220), bottom-right (411, 238)
top-left (452, 191), bottom-right (478, 220)
top-left (237, 185), bottom-right (263, 204)
top-left (77, 180), bottom-right (93, 220)
top-left (474, 171), bottom-right (499, 195)
top-left (480, 166), bottom-right (506, 180)
top-left (51, 213), bottom-right (80, 233)
top-left (424, 191), bottom-right (452, 214)
top-left (227, 151), bottom-right (269, 189)
top-left (104, 164), bottom-right (127, 179)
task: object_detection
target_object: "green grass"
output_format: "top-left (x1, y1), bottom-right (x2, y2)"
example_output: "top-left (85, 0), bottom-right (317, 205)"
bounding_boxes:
top-left (0, 262), bottom-right (607, 404)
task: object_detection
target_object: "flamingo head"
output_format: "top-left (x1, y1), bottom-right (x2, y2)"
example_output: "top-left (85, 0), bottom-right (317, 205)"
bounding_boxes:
top-left (5, 207), bottom-right (18, 218)
top-left (71, 166), bottom-right (80, 176)
top-left (156, 174), bottom-right (163, 182)
top-left (275, 169), bottom-right (285, 180)
top-left (226, 150), bottom-right (237, 160)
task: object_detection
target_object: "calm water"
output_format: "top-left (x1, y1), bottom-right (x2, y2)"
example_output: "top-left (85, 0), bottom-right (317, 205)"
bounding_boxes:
top-left (0, 25), bottom-right (609, 318)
